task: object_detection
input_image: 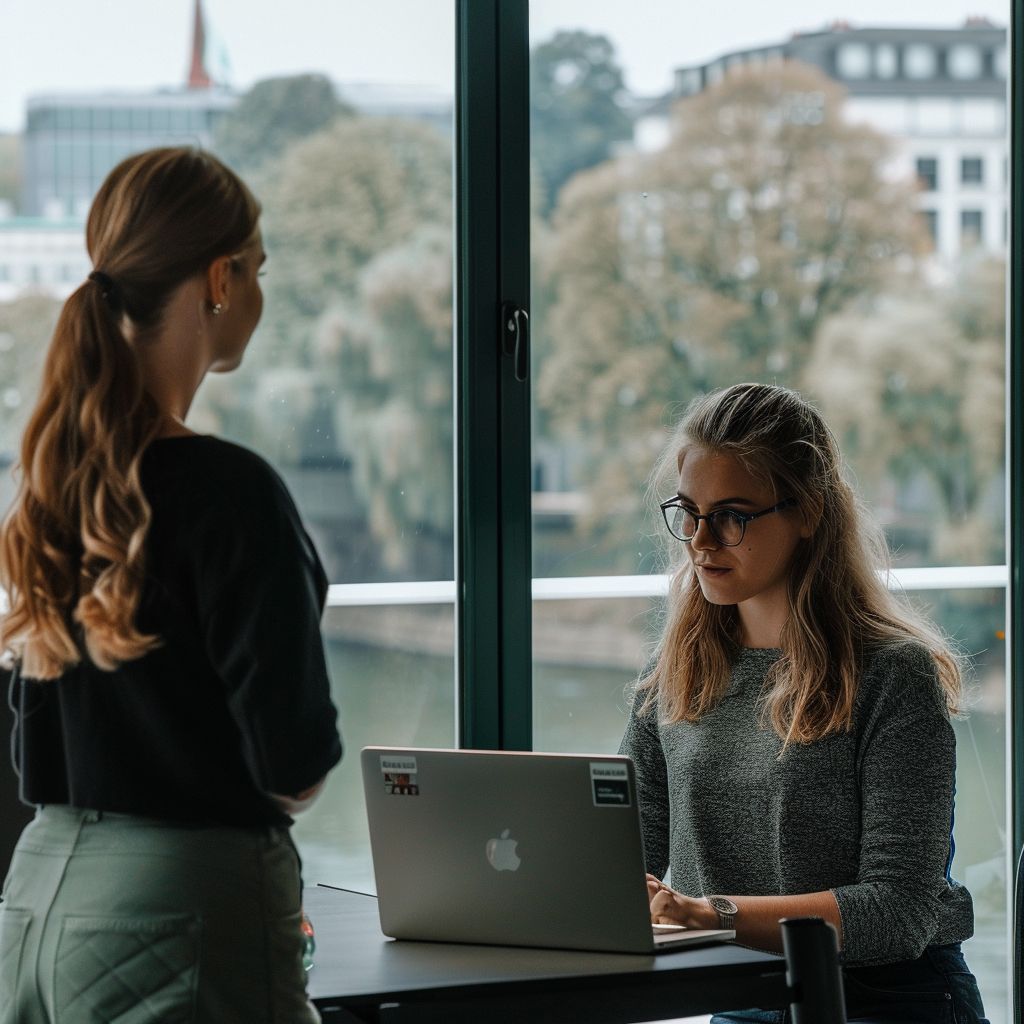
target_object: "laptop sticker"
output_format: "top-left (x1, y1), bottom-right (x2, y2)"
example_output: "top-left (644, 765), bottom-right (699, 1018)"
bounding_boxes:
top-left (590, 762), bottom-right (630, 807)
top-left (381, 754), bottom-right (420, 795)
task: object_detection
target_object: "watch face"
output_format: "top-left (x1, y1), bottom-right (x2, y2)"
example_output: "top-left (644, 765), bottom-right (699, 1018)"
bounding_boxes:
top-left (709, 895), bottom-right (738, 915)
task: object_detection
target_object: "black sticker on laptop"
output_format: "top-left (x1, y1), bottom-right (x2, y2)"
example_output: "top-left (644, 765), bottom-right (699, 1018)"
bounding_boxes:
top-left (381, 755), bottom-right (420, 795)
top-left (590, 762), bottom-right (630, 807)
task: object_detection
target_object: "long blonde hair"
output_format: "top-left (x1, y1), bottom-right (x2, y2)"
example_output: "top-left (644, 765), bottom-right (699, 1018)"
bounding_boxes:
top-left (0, 147), bottom-right (260, 679)
top-left (640, 383), bottom-right (961, 744)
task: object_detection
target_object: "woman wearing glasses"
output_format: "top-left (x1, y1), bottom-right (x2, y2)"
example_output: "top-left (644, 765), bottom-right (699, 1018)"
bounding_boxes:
top-left (620, 383), bottom-right (988, 1023)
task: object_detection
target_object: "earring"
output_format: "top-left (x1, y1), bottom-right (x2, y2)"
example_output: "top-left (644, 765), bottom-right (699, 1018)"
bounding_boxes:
top-left (211, 303), bottom-right (223, 316)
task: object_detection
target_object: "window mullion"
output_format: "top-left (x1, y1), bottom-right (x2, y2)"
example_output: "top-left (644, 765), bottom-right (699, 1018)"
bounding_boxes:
top-left (1010, 0), bottom-right (1024, 862)
top-left (455, 0), bottom-right (532, 750)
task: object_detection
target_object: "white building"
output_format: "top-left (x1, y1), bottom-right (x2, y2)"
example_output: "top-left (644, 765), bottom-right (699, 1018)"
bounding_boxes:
top-left (663, 19), bottom-right (1007, 262)
top-left (0, 216), bottom-right (88, 303)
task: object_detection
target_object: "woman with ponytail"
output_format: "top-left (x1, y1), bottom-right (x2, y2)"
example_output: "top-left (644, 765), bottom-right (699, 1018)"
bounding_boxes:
top-left (622, 383), bottom-right (988, 1022)
top-left (0, 147), bottom-right (341, 1023)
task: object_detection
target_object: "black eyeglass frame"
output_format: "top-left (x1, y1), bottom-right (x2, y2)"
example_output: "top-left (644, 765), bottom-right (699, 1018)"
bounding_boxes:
top-left (659, 497), bottom-right (798, 546)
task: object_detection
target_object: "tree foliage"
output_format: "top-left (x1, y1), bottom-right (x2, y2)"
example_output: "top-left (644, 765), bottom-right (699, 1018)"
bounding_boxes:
top-left (806, 257), bottom-right (1005, 565)
top-left (250, 116), bottom-right (451, 367)
top-left (536, 63), bottom-right (925, 566)
top-left (314, 224), bottom-right (453, 574)
top-left (193, 112), bottom-right (454, 578)
top-left (0, 134), bottom-right (20, 209)
top-left (0, 294), bottom-right (61, 455)
top-left (212, 73), bottom-right (353, 174)
top-left (530, 30), bottom-right (633, 214)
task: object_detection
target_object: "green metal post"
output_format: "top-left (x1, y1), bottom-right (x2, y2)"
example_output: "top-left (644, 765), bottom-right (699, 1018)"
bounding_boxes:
top-left (1010, 0), bottom-right (1023, 865)
top-left (455, 0), bottom-right (532, 750)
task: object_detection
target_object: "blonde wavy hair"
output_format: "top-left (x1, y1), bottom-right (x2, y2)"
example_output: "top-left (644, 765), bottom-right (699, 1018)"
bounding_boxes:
top-left (639, 383), bottom-right (962, 745)
top-left (0, 147), bottom-right (260, 679)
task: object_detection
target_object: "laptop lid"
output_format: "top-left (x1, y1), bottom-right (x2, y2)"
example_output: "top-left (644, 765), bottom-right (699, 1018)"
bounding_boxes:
top-left (360, 746), bottom-right (733, 954)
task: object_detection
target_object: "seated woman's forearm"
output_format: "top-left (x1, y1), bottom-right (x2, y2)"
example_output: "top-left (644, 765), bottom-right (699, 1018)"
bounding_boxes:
top-left (726, 890), bottom-right (843, 954)
top-left (650, 881), bottom-right (842, 955)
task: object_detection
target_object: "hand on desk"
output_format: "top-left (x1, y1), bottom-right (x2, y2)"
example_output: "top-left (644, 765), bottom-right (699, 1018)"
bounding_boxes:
top-left (645, 874), bottom-right (845, 955)
top-left (646, 874), bottom-right (718, 930)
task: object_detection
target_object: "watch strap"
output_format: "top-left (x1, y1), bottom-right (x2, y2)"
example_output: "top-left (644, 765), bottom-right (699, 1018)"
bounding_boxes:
top-left (707, 895), bottom-right (738, 929)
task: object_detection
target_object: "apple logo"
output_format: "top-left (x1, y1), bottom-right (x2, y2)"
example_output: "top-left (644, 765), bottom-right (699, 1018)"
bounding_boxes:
top-left (485, 828), bottom-right (521, 871)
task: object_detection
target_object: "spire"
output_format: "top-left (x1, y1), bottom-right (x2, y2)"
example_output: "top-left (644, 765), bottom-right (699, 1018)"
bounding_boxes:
top-left (187, 0), bottom-right (213, 89)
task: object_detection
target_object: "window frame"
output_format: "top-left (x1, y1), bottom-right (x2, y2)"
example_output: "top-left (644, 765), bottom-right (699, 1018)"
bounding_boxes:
top-left (454, 0), bottom-right (1022, 917)
top-left (1009, 0), bottom-right (1024, 867)
top-left (455, 0), bottom-right (532, 750)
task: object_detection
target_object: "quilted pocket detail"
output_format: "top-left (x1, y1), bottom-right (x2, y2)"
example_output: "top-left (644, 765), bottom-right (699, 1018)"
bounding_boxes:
top-left (0, 907), bottom-right (32, 1024)
top-left (54, 913), bottom-right (201, 1024)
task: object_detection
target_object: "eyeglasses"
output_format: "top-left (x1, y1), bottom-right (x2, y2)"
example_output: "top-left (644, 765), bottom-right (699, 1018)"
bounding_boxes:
top-left (659, 497), bottom-right (797, 547)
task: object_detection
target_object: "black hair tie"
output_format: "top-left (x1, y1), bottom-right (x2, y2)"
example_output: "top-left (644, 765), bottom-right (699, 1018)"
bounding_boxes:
top-left (87, 270), bottom-right (119, 305)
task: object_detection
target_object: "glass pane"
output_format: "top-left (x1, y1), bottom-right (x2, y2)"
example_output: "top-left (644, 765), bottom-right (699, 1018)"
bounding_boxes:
top-left (530, 2), bottom-right (1009, 1017)
top-left (533, 586), bottom-right (1009, 1021)
top-left (937, 588), bottom-right (1008, 1024)
top-left (307, 604), bottom-right (455, 891)
top-left (529, 4), bottom-right (1006, 578)
top-left (533, 596), bottom-right (653, 754)
top-left (1, 0), bottom-right (456, 894)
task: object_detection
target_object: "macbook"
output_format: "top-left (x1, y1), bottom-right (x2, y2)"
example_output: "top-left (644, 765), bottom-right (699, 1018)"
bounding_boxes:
top-left (360, 746), bottom-right (735, 954)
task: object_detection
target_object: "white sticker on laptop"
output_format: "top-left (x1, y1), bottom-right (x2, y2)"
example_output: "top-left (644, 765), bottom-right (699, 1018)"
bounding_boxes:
top-left (381, 755), bottom-right (420, 796)
top-left (590, 762), bottom-right (630, 807)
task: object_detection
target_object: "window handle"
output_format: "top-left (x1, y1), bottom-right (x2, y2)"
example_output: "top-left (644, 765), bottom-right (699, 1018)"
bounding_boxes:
top-left (500, 303), bottom-right (530, 383)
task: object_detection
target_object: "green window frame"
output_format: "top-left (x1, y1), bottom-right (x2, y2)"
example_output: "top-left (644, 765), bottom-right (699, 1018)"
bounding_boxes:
top-left (456, 0), bottom-right (1024, 878)
top-left (456, 0), bottom-right (532, 750)
top-left (1009, 0), bottom-right (1023, 862)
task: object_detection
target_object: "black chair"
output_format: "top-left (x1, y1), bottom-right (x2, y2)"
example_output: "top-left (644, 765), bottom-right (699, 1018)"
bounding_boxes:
top-left (780, 917), bottom-right (848, 1024)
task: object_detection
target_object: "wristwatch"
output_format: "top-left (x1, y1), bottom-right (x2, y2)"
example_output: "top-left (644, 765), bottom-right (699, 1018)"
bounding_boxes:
top-left (707, 895), bottom-right (738, 929)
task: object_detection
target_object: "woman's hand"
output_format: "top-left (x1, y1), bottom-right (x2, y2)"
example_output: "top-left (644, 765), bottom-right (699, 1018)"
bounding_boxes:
top-left (644, 875), bottom-right (844, 953)
top-left (645, 873), bottom-right (718, 929)
top-left (269, 777), bottom-right (326, 816)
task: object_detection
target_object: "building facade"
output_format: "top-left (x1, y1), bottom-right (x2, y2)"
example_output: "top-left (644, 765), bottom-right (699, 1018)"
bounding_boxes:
top-left (667, 20), bottom-right (1007, 262)
top-left (18, 0), bottom-right (234, 220)
top-left (20, 89), bottom-right (237, 220)
top-left (0, 217), bottom-right (87, 303)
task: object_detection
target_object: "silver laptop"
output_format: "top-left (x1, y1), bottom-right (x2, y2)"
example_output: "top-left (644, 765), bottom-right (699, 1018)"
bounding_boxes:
top-left (360, 746), bottom-right (735, 954)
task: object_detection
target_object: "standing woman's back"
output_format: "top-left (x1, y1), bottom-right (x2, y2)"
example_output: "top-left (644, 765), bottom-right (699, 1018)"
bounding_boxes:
top-left (0, 146), bottom-right (342, 1024)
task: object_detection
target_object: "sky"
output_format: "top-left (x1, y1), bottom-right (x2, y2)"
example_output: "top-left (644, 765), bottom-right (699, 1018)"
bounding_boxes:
top-left (0, 0), bottom-right (1010, 132)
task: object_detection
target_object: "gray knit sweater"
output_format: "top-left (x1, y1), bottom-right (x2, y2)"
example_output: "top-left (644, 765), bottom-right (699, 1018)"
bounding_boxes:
top-left (619, 641), bottom-right (974, 966)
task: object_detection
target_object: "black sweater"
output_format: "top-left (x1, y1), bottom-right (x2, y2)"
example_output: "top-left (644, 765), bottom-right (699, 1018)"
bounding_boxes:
top-left (12, 435), bottom-right (343, 827)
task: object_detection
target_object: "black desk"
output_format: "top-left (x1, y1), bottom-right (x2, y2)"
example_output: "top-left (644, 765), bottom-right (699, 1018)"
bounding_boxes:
top-left (305, 885), bottom-right (788, 1023)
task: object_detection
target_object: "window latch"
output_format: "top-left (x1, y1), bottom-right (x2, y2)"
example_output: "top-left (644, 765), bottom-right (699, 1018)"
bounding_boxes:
top-left (500, 303), bottom-right (529, 383)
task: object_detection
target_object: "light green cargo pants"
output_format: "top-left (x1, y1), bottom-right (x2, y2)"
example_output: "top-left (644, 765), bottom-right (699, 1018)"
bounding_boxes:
top-left (0, 806), bottom-right (320, 1023)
